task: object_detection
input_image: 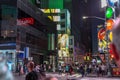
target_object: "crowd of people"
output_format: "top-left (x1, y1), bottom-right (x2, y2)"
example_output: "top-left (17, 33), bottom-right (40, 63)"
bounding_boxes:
top-left (58, 62), bottom-right (109, 77)
top-left (78, 63), bottom-right (108, 77)
top-left (15, 57), bottom-right (117, 79)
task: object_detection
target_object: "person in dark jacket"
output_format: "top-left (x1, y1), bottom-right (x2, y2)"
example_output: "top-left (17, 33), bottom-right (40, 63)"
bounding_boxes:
top-left (25, 61), bottom-right (38, 80)
top-left (79, 64), bottom-right (85, 77)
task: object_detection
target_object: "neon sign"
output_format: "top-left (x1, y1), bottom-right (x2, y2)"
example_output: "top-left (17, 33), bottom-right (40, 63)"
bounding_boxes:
top-left (17, 18), bottom-right (34, 26)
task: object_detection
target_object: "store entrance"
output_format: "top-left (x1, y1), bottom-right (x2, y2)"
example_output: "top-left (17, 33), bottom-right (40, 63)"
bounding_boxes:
top-left (0, 50), bottom-right (16, 71)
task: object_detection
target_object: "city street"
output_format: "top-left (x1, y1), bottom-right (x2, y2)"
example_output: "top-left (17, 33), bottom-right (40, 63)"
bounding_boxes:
top-left (13, 72), bottom-right (120, 80)
top-left (1, 0), bottom-right (120, 80)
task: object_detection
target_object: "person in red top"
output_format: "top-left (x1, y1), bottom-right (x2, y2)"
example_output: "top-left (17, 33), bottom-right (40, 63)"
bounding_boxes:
top-left (111, 16), bottom-right (120, 68)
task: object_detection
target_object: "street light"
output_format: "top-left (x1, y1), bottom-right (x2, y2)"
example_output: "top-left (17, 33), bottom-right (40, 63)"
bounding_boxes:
top-left (83, 16), bottom-right (105, 21)
top-left (82, 15), bottom-right (105, 55)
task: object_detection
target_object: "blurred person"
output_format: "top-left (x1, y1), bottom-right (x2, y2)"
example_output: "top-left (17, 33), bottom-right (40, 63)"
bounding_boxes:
top-left (89, 64), bottom-right (92, 73)
top-left (45, 76), bottom-right (58, 80)
top-left (43, 63), bottom-right (47, 71)
top-left (96, 65), bottom-right (100, 77)
top-left (101, 64), bottom-right (106, 76)
top-left (23, 63), bottom-right (27, 75)
top-left (17, 63), bottom-right (21, 76)
top-left (25, 61), bottom-right (38, 80)
top-left (0, 56), bottom-right (14, 80)
top-left (69, 65), bottom-right (73, 75)
top-left (84, 64), bottom-right (87, 76)
top-left (58, 64), bottom-right (62, 74)
top-left (65, 64), bottom-right (69, 75)
top-left (48, 64), bottom-right (52, 72)
top-left (35, 64), bottom-right (40, 72)
top-left (111, 16), bottom-right (120, 68)
top-left (20, 65), bottom-right (24, 75)
top-left (79, 64), bottom-right (85, 77)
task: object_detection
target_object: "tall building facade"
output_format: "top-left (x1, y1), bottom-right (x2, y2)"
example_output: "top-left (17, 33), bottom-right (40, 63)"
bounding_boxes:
top-left (33, 0), bottom-right (74, 65)
top-left (72, 0), bottom-right (105, 55)
top-left (0, 0), bottom-right (56, 71)
top-left (40, 9), bottom-right (73, 64)
top-left (88, 0), bottom-right (105, 54)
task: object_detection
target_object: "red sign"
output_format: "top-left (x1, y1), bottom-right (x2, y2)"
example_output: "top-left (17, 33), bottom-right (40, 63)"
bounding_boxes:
top-left (98, 28), bottom-right (106, 40)
top-left (17, 18), bottom-right (34, 26)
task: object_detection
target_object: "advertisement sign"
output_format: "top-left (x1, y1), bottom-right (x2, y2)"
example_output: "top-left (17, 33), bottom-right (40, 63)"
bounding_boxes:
top-left (17, 18), bottom-right (34, 26)
top-left (58, 34), bottom-right (69, 57)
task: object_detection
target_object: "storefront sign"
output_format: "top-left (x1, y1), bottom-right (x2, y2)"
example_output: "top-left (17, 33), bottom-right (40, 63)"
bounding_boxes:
top-left (0, 43), bottom-right (16, 46)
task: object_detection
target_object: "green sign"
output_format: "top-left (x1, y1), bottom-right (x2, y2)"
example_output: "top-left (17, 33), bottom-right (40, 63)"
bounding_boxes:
top-left (49, 0), bottom-right (63, 9)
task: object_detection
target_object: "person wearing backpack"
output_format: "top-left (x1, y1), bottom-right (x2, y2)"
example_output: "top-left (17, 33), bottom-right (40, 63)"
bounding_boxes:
top-left (25, 61), bottom-right (38, 80)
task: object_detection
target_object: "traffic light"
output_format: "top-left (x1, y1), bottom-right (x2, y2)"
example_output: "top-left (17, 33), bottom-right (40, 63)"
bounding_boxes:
top-left (107, 0), bottom-right (120, 17)
top-left (105, 4), bottom-right (115, 30)
top-left (105, 7), bottom-right (114, 19)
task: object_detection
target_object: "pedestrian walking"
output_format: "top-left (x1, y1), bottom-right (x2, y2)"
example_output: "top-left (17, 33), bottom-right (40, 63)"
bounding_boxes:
top-left (101, 64), bottom-right (105, 76)
top-left (96, 65), bottom-right (100, 77)
top-left (65, 64), bottom-right (69, 75)
top-left (79, 64), bottom-right (85, 77)
top-left (58, 64), bottom-right (62, 74)
top-left (25, 61), bottom-right (38, 80)
top-left (17, 63), bottom-right (21, 76)
top-left (0, 56), bottom-right (14, 80)
top-left (69, 65), bottom-right (73, 75)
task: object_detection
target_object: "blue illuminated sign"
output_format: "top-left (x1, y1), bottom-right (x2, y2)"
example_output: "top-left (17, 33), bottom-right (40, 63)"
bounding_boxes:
top-left (107, 0), bottom-right (118, 6)
top-left (0, 43), bottom-right (16, 46)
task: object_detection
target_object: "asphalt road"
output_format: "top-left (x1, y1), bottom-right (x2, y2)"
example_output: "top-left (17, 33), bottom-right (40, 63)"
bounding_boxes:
top-left (13, 73), bottom-right (120, 80)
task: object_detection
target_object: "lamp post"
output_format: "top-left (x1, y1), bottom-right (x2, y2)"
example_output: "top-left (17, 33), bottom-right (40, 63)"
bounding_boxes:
top-left (83, 16), bottom-right (105, 21)
top-left (83, 15), bottom-right (105, 54)
top-left (83, 16), bottom-right (111, 76)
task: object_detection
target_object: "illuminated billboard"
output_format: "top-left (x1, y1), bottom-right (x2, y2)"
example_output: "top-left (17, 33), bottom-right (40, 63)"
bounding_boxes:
top-left (98, 27), bottom-right (112, 53)
top-left (58, 34), bottom-right (69, 57)
top-left (41, 9), bottom-right (61, 21)
top-left (98, 28), bottom-right (107, 53)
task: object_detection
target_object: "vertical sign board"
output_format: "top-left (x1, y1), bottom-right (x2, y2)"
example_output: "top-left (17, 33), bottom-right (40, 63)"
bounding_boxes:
top-left (51, 34), bottom-right (55, 50)
top-left (24, 47), bottom-right (29, 58)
